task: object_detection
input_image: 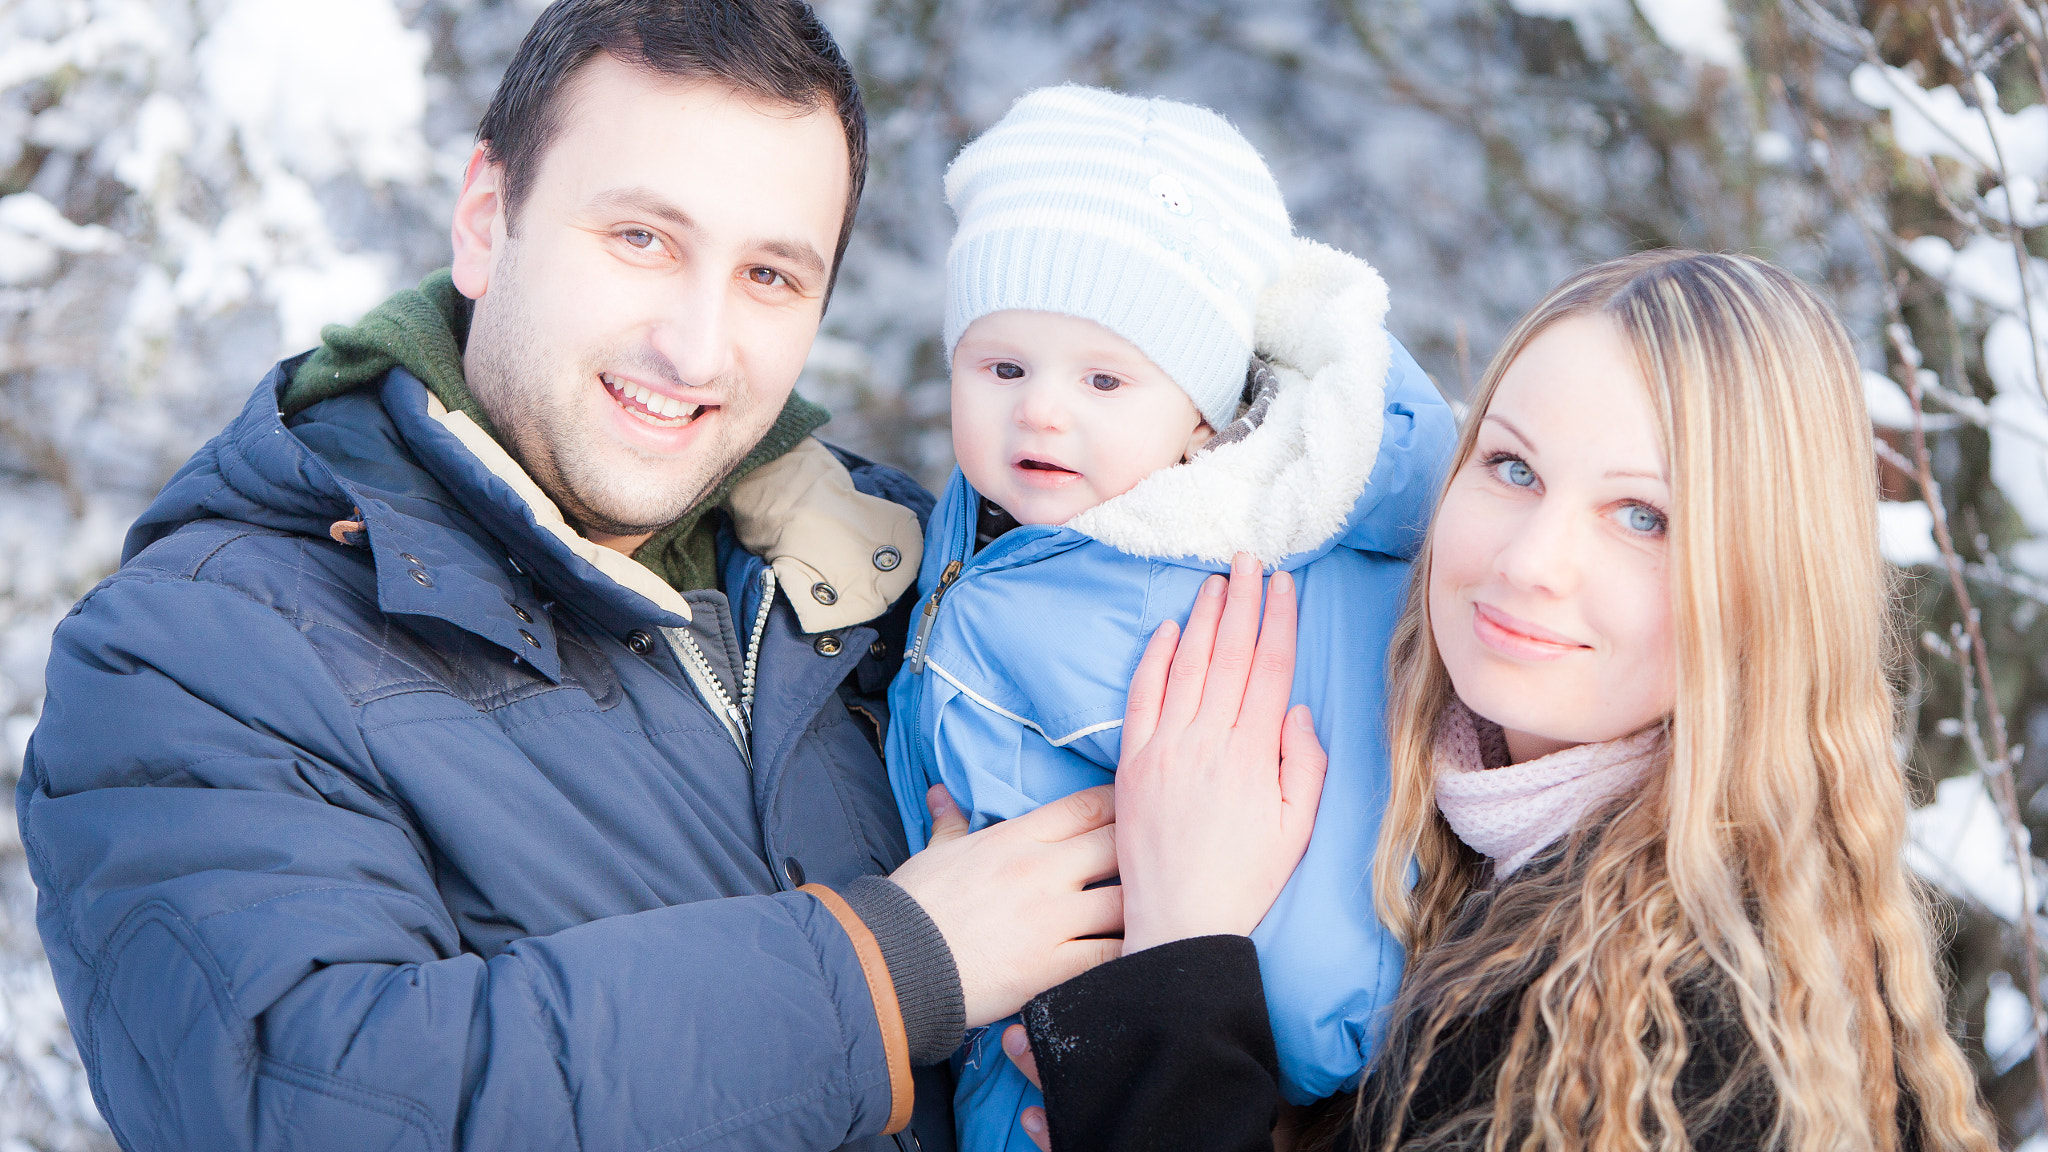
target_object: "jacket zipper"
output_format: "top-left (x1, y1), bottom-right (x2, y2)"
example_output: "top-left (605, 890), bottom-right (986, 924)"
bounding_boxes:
top-left (665, 567), bottom-right (779, 772)
top-left (904, 560), bottom-right (961, 675)
top-left (906, 480), bottom-right (980, 676)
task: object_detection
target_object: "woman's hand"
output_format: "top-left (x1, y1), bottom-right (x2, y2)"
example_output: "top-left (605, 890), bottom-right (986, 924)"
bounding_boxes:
top-left (1116, 554), bottom-right (1328, 955)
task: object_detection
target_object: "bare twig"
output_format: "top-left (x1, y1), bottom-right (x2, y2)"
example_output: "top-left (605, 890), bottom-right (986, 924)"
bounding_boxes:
top-left (1787, 0), bottom-right (2048, 1112)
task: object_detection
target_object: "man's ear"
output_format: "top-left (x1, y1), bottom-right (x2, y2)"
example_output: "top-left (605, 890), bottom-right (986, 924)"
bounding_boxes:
top-left (450, 143), bottom-right (505, 300)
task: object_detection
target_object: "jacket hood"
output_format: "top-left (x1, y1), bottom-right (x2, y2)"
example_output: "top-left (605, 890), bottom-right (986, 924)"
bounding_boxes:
top-left (1066, 237), bottom-right (1396, 565)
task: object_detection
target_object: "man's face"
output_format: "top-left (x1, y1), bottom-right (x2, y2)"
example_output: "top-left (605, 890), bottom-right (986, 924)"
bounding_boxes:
top-left (451, 56), bottom-right (850, 546)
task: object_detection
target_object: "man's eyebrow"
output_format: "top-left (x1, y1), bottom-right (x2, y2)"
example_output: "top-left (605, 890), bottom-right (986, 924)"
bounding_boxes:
top-left (586, 188), bottom-right (826, 278)
top-left (755, 238), bottom-right (827, 278)
top-left (588, 188), bottom-right (701, 235)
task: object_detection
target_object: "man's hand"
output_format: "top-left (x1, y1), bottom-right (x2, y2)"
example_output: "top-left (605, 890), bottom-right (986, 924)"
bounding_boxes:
top-left (890, 784), bottom-right (1122, 1027)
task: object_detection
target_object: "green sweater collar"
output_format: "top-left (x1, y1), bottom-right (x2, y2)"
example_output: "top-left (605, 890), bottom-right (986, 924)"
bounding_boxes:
top-left (283, 269), bottom-right (829, 592)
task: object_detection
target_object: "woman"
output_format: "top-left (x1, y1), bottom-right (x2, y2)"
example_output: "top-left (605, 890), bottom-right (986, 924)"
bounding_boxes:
top-left (1002, 251), bottom-right (1998, 1152)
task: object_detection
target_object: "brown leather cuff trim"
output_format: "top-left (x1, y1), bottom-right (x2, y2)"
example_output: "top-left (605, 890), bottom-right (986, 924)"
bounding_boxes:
top-left (802, 883), bottom-right (914, 1134)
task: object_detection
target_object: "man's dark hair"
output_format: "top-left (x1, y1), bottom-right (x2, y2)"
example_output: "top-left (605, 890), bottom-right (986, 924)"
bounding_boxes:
top-left (477, 0), bottom-right (867, 292)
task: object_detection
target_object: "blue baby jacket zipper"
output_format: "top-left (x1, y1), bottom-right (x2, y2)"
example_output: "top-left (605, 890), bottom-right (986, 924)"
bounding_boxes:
top-left (905, 479), bottom-right (979, 676)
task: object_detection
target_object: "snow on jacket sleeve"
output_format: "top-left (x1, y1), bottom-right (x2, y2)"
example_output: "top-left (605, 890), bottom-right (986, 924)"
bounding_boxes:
top-left (19, 572), bottom-right (898, 1152)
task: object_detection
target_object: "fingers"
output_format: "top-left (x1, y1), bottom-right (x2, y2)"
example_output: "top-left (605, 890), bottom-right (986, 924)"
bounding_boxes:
top-left (1003, 1024), bottom-right (1043, 1089)
top-left (926, 785), bottom-right (971, 844)
top-left (1065, 879), bottom-right (1124, 940)
top-left (1196, 553), bottom-right (1267, 723)
top-left (1021, 1107), bottom-right (1051, 1150)
top-left (1278, 705), bottom-right (1328, 836)
top-left (1234, 568), bottom-right (1299, 747)
top-left (1156, 574), bottom-right (1226, 734)
top-left (1065, 823), bottom-right (1120, 886)
top-left (1012, 784), bottom-right (1116, 843)
top-left (1049, 935), bottom-right (1124, 984)
top-left (1119, 619), bottom-right (1179, 757)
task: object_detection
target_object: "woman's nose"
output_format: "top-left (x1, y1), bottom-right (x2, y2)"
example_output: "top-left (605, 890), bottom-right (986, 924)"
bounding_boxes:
top-left (1493, 501), bottom-right (1581, 598)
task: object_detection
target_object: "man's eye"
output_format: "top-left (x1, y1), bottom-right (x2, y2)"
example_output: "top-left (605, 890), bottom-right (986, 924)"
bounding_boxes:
top-left (747, 267), bottom-right (787, 287)
top-left (1089, 373), bottom-right (1122, 392)
top-left (993, 362), bottom-right (1024, 380)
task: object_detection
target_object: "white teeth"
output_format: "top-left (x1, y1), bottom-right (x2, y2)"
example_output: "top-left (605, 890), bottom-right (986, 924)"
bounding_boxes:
top-left (603, 372), bottom-right (704, 426)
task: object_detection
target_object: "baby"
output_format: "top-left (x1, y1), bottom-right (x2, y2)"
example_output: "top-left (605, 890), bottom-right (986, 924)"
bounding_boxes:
top-left (884, 85), bottom-right (1457, 1150)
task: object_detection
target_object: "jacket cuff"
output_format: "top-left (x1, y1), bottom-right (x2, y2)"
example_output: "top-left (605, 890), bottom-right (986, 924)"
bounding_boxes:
top-left (835, 875), bottom-right (966, 1065)
top-left (801, 883), bottom-right (915, 1134)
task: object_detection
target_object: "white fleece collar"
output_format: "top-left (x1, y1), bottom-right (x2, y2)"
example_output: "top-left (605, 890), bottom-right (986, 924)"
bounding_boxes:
top-left (1064, 237), bottom-right (1395, 565)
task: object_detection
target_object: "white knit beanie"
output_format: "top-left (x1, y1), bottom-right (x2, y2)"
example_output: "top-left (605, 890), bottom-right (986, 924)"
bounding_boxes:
top-left (943, 85), bottom-right (1294, 430)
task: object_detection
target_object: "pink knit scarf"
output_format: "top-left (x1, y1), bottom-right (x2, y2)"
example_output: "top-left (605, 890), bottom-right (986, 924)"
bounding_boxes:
top-left (1432, 700), bottom-right (1666, 877)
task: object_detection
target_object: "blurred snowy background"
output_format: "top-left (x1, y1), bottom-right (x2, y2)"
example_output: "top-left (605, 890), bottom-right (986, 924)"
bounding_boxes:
top-left (0, 0), bottom-right (2044, 1146)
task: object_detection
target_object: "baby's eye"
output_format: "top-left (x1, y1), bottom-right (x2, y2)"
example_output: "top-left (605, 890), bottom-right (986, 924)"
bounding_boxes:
top-left (1483, 452), bottom-right (1537, 489)
top-left (1088, 373), bottom-right (1123, 392)
top-left (621, 228), bottom-right (657, 249)
top-left (1613, 502), bottom-right (1668, 536)
top-left (993, 362), bottom-right (1024, 380)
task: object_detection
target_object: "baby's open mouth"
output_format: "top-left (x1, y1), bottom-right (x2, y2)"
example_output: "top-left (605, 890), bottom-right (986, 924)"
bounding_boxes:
top-left (603, 372), bottom-right (706, 427)
top-left (1017, 458), bottom-right (1076, 474)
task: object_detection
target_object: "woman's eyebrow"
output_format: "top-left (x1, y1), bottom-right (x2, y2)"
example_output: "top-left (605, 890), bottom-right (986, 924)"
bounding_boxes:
top-left (1481, 413), bottom-right (1534, 451)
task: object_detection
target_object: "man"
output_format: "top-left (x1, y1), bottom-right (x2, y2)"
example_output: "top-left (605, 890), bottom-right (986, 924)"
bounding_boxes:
top-left (16, 2), bottom-right (1122, 1148)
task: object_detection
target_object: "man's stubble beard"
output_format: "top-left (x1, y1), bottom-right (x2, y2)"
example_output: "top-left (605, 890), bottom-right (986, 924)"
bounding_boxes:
top-left (463, 241), bottom-right (763, 540)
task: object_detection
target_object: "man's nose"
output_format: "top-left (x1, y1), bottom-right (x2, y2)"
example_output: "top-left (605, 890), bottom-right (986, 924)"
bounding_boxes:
top-left (647, 273), bottom-right (737, 389)
top-left (1493, 498), bottom-right (1581, 598)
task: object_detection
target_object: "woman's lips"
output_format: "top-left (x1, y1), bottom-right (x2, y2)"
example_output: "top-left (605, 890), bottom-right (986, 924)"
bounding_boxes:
top-left (1471, 602), bottom-right (1587, 661)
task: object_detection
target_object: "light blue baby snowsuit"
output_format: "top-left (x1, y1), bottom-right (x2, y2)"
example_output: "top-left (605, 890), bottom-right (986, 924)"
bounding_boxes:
top-left (886, 240), bottom-right (1457, 1150)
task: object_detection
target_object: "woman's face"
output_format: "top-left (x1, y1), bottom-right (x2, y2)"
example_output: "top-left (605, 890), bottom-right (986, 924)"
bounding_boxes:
top-left (1429, 314), bottom-right (1676, 763)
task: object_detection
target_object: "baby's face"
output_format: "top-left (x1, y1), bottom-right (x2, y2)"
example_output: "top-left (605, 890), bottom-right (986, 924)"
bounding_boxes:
top-left (950, 310), bottom-right (1210, 526)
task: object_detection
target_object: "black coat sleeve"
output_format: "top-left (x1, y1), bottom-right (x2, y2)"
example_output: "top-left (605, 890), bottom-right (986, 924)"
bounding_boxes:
top-left (1023, 935), bottom-right (1284, 1152)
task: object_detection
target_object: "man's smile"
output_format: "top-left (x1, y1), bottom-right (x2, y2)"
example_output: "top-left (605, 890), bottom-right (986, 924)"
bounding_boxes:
top-left (601, 371), bottom-right (708, 427)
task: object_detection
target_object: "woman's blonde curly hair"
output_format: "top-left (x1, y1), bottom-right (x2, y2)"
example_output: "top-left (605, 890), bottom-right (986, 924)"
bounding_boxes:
top-left (1360, 251), bottom-right (1996, 1152)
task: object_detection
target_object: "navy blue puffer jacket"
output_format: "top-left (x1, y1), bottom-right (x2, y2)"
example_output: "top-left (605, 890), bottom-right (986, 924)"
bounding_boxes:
top-left (18, 362), bottom-right (952, 1151)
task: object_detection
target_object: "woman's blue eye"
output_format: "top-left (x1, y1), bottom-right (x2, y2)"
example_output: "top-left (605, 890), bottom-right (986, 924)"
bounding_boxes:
top-left (1089, 373), bottom-right (1122, 392)
top-left (1620, 503), bottom-right (1666, 534)
top-left (993, 362), bottom-right (1024, 380)
top-left (1490, 456), bottom-right (1535, 487)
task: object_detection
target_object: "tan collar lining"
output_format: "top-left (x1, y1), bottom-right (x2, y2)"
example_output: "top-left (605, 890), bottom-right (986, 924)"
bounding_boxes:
top-left (425, 389), bottom-right (922, 631)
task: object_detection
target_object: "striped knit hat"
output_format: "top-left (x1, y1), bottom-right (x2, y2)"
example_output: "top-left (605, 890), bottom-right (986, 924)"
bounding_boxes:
top-left (943, 85), bottom-right (1294, 430)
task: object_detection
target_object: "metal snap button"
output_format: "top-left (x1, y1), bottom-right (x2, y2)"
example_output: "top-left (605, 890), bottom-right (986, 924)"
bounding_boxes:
top-left (520, 629), bottom-right (540, 647)
top-left (813, 635), bottom-right (842, 657)
top-left (872, 546), bottom-right (901, 572)
top-left (811, 582), bottom-right (838, 606)
top-left (410, 569), bottom-right (434, 587)
top-left (400, 552), bottom-right (421, 565)
top-left (869, 639), bottom-right (888, 659)
top-left (513, 606), bottom-right (532, 622)
top-left (783, 856), bottom-right (807, 887)
top-left (626, 630), bottom-right (655, 655)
